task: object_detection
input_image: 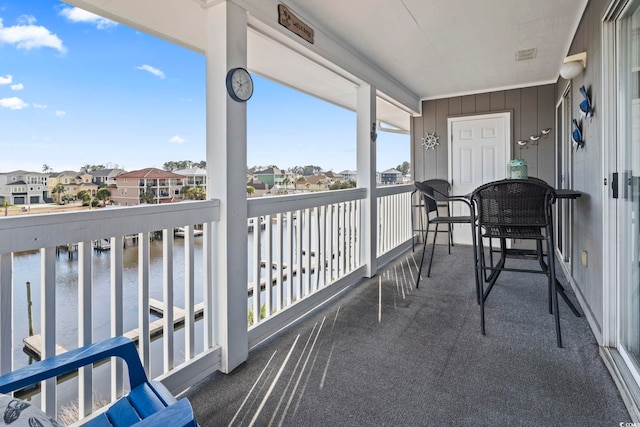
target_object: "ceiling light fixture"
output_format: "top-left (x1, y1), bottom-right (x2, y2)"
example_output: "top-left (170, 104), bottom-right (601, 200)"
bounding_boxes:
top-left (559, 52), bottom-right (587, 80)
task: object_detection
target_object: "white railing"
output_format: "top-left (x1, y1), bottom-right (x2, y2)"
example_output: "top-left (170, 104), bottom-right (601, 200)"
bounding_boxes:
top-left (245, 185), bottom-right (413, 347)
top-left (0, 184), bottom-right (414, 423)
top-left (0, 200), bottom-right (220, 421)
top-left (377, 184), bottom-right (414, 261)
top-left (246, 188), bottom-right (367, 347)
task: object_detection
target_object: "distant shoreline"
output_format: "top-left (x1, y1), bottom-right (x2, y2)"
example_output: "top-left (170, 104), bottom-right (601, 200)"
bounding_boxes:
top-left (2, 202), bottom-right (95, 217)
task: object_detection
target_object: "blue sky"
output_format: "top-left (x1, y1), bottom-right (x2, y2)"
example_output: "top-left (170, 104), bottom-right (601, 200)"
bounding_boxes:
top-left (0, 0), bottom-right (409, 174)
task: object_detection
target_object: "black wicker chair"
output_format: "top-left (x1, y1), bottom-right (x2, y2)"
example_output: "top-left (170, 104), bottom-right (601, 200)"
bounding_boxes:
top-left (412, 179), bottom-right (454, 251)
top-left (471, 179), bottom-right (562, 347)
top-left (413, 181), bottom-right (477, 289)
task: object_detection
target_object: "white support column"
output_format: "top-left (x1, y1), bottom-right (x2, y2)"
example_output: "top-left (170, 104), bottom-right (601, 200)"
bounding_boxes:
top-left (357, 85), bottom-right (377, 278)
top-left (205, 1), bottom-right (249, 373)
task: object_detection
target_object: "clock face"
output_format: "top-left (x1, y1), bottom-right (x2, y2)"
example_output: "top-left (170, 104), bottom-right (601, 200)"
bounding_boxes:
top-left (226, 68), bottom-right (253, 102)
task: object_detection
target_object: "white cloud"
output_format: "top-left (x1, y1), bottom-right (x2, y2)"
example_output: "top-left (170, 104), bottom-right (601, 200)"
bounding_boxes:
top-left (17, 15), bottom-right (36, 25)
top-left (0, 17), bottom-right (66, 52)
top-left (10, 83), bottom-right (23, 91)
top-left (55, 110), bottom-right (66, 117)
top-left (59, 7), bottom-right (117, 30)
top-left (169, 135), bottom-right (186, 144)
top-left (33, 103), bottom-right (47, 109)
top-left (0, 74), bottom-right (12, 85)
top-left (0, 97), bottom-right (28, 110)
top-left (136, 65), bottom-right (165, 79)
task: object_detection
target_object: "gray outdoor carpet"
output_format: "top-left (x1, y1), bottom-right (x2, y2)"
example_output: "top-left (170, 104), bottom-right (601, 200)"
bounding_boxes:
top-left (186, 245), bottom-right (630, 426)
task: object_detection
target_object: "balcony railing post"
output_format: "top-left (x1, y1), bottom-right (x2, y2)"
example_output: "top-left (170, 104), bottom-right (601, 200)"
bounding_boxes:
top-left (205, 1), bottom-right (249, 373)
top-left (357, 84), bottom-right (378, 278)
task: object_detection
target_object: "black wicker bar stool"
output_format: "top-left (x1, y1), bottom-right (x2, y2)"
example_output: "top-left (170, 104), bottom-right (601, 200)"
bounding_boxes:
top-left (471, 178), bottom-right (562, 347)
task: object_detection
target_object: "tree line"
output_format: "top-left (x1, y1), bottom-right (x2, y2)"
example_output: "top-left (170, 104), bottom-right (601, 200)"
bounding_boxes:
top-left (42, 160), bottom-right (407, 176)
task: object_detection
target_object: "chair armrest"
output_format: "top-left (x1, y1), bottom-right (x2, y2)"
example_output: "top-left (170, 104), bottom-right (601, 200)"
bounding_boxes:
top-left (447, 195), bottom-right (475, 215)
top-left (0, 336), bottom-right (147, 394)
top-left (132, 399), bottom-right (197, 427)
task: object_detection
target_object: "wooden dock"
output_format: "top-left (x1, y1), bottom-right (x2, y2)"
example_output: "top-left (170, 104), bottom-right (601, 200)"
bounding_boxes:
top-left (23, 299), bottom-right (205, 359)
top-left (23, 335), bottom-right (67, 358)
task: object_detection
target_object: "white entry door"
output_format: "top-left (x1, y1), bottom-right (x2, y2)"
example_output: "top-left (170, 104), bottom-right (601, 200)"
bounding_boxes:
top-left (448, 112), bottom-right (511, 245)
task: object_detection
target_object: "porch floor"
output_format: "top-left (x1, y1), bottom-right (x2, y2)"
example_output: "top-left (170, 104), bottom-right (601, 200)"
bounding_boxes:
top-left (186, 245), bottom-right (630, 426)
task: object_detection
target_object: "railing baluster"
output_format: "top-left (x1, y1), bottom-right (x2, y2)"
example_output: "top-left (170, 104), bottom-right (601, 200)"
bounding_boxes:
top-left (340, 203), bottom-right (346, 276)
top-left (311, 207), bottom-right (318, 292)
top-left (252, 218), bottom-right (261, 325)
top-left (0, 254), bottom-right (12, 375)
top-left (318, 206), bottom-right (326, 289)
top-left (138, 232), bottom-right (150, 373)
top-left (285, 211), bottom-right (293, 305)
top-left (296, 209), bottom-right (303, 301)
top-left (203, 222), bottom-right (214, 348)
top-left (355, 201), bottom-right (361, 267)
top-left (304, 208), bottom-right (311, 296)
top-left (331, 204), bottom-right (338, 281)
top-left (349, 201), bottom-right (355, 271)
top-left (184, 225), bottom-right (195, 360)
top-left (265, 215), bottom-right (272, 317)
top-left (78, 241), bottom-right (92, 418)
top-left (41, 247), bottom-right (56, 416)
top-left (110, 236), bottom-right (124, 401)
top-left (275, 213), bottom-right (283, 313)
top-left (163, 229), bottom-right (175, 371)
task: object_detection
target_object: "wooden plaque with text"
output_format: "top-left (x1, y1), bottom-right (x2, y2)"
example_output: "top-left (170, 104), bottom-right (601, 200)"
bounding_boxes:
top-left (278, 4), bottom-right (314, 44)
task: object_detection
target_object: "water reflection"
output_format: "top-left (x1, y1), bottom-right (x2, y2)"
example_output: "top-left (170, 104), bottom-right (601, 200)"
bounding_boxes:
top-left (11, 237), bottom-right (204, 372)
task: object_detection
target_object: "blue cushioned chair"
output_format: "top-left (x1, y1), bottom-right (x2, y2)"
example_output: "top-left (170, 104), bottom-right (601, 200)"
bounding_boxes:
top-left (0, 336), bottom-right (198, 426)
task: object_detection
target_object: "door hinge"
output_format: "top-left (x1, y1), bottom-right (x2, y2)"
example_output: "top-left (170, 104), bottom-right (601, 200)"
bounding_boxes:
top-left (612, 172), bottom-right (619, 199)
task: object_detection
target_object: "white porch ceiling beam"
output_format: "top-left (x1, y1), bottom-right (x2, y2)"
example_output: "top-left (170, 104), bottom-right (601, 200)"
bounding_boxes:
top-left (239, 0), bottom-right (420, 114)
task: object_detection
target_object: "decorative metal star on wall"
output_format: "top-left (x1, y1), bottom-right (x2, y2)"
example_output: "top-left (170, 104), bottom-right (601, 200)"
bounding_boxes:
top-left (421, 132), bottom-right (439, 150)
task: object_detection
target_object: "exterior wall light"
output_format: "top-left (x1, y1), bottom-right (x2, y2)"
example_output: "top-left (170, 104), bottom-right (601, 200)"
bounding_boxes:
top-left (559, 52), bottom-right (587, 80)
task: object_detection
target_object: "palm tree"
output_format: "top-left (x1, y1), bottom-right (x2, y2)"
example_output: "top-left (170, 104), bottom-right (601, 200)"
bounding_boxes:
top-left (52, 183), bottom-right (66, 204)
top-left (96, 188), bottom-right (111, 207)
top-left (42, 164), bottom-right (52, 174)
top-left (246, 186), bottom-right (255, 197)
top-left (317, 179), bottom-right (325, 190)
top-left (185, 186), bottom-right (206, 200)
top-left (296, 176), bottom-right (306, 190)
top-left (77, 190), bottom-right (91, 206)
top-left (139, 191), bottom-right (155, 204)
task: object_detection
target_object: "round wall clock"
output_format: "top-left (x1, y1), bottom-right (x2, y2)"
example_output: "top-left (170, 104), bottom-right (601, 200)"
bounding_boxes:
top-left (226, 67), bottom-right (253, 102)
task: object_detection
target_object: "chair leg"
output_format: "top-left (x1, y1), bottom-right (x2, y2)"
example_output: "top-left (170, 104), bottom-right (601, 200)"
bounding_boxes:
top-left (479, 234), bottom-right (486, 335)
top-left (415, 227), bottom-right (429, 289)
top-left (547, 236), bottom-right (562, 348)
top-left (484, 238), bottom-right (494, 282)
top-left (471, 219), bottom-right (481, 306)
top-left (426, 223), bottom-right (439, 277)
top-left (537, 239), bottom-right (553, 314)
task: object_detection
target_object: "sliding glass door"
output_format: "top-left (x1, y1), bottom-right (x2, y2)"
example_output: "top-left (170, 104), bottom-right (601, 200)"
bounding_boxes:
top-left (617, 0), bottom-right (640, 376)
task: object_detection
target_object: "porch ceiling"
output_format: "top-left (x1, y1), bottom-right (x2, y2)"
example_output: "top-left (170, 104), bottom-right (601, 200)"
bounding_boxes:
top-left (64, 0), bottom-right (588, 131)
